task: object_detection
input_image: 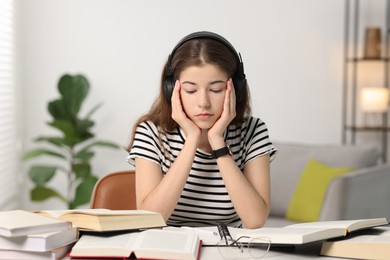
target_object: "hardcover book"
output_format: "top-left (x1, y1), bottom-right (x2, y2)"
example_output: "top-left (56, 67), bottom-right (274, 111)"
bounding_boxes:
top-left (0, 227), bottom-right (78, 252)
top-left (0, 244), bottom-right (73, 260)
top-left (0, 210), bottom-right (72, 238)
top-left (69, 229), bottom-right (201, 260)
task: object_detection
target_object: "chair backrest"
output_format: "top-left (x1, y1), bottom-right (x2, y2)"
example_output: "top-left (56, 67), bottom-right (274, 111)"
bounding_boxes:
top-left (90, 170), bottom-right (136, 210)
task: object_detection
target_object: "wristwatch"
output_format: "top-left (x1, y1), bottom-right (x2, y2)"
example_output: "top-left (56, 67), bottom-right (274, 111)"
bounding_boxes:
top-left (211, 145), bottom-right (232, 159)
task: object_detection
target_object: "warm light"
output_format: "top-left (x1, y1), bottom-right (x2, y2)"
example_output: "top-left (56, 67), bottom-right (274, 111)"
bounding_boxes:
top-left (360, 87), bottom-right (389, 112)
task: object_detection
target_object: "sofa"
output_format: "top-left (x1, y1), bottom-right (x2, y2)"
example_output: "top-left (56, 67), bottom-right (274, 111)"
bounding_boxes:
top-left (264, 142), bottom-right (390, 227)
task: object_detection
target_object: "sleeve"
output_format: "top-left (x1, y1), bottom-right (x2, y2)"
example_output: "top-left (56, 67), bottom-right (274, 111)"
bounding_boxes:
top-left (244, 117), bottom-right (277, 165)
top-left (126, 121), bottom-right (162, 167)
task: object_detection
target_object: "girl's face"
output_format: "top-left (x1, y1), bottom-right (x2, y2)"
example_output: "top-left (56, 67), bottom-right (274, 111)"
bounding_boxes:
top-left (179, 64), bottom-right (228, 130)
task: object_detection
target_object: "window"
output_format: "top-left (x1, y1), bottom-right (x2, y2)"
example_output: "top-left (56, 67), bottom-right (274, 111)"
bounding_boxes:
top-left (0, 0), bottom-right (19, 210)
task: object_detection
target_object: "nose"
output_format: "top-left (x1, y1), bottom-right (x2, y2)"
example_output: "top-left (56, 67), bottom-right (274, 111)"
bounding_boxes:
top-left (198, 90), bottom-right (210, 108)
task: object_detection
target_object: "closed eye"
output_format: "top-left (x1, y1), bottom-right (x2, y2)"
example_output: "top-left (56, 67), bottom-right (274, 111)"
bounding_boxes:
top-left (184, 90), bottom-right (196, 94)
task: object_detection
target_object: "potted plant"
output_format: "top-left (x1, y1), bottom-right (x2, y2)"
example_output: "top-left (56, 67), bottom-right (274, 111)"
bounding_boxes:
top-left (22, 74), bottom-right (120, 209)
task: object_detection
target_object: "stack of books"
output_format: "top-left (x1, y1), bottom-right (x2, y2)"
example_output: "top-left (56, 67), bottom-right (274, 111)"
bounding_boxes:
top-left (0, 208), bottom-right (168, 259)
top-left (0, 210), bottom-right (78, 259)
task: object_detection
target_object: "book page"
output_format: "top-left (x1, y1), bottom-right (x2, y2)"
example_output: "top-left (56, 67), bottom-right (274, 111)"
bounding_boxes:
top-left (239, 227), bottom-right (345, 243)
top-left (79, 233), bottom-right (138, 248)
top-left (70, 232), bottom-right (139, 257)
top-left (135, 230), bottom-right (195, 252)
top-left (35, 209), bottom-right (111, 218)
top-left (132, 230), bottom-right (199, 260)
top-left (35, 209), bottom-right (164, 218)
top-left (163, 226), bottom-right (220, 246)
top-left (287, 218), bottom-right (388, 232)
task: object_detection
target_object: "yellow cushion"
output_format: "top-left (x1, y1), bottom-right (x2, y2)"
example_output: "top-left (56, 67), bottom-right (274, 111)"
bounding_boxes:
top-left (286, 159), bottom-right (353, 222)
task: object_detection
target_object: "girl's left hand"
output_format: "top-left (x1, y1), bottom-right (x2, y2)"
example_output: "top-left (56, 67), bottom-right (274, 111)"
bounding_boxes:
top-left (208, 78), bottom-right (236, 143)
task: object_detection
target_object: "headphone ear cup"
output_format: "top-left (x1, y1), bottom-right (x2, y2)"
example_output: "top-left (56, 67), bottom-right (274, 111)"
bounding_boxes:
top-left (233, 77), bottom-right (247, 103)
top-left (163, 76), bottom-right (175, 103)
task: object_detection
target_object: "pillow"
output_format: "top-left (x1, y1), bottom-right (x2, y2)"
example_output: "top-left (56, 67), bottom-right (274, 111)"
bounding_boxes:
top-left (286, 159), bottom-right (353, 222)
top-left (269, 142), bottom-right (379, 217)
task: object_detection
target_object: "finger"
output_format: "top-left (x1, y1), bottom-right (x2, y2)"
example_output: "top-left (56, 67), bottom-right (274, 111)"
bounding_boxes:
top-left (219, 79), bottom-right (230, 117)
top-left (171, 80), bottom-right (180, 103)
top-left (228, 79), bottom-right (236, 113)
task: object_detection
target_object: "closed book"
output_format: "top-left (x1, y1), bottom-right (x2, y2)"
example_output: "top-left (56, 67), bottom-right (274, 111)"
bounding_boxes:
top-left (0, 244), bottom-right (72, 260)
top-left (0, 227), bottom-right (78, 252)
top-left (69, 229), bottom-right (201, 260)
top-left (0, 210), bottom-right (72, 238)
top-left (320, 226), bottom-right (390, 260)
top-left (34, 209), bottom-right (166, 232)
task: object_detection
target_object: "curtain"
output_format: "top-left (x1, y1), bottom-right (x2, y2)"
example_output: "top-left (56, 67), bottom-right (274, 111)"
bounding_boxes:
top-left (0, 0), bottom-right (19, 210)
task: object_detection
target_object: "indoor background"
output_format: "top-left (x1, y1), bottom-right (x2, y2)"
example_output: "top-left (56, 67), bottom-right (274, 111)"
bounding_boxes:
top-left (3, 0), bottom-right (386, 210)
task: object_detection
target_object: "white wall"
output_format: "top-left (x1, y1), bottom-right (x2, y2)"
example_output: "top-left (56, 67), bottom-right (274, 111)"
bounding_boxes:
top-left (16, 0), bottom-right (384, 209)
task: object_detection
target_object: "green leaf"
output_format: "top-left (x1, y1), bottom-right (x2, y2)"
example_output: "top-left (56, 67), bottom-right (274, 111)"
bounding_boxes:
top-left (28, 165), bottom-right (57, 186)
top-left (22, 149), bottom-right (66, 161)
top-left (74, 150), bottom-right (94, 162)
top-left (31, 187), bottom-right (66, 202)
top-left (48, 99), bottom-right (70, 120)
top-left (58, 74), bottom-right (89, 117)
top-left (34, 136), bottom-right (68, 147)
top-left (48, 119), bottom-right (77, 138)
top-left (80, 140), bottom-right (121, 152)
top-left (75, 118), bottom-right (94, 136)
top-left (73, 163), bottom-right (91, 178)
top-left (70, 175), bottom-right (98, 209)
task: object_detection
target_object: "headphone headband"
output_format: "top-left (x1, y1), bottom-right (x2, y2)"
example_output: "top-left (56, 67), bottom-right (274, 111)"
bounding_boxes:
top-left (166, 31), bottom-right (244, 79)
top-left (163, 31), bottom-right (247, 103)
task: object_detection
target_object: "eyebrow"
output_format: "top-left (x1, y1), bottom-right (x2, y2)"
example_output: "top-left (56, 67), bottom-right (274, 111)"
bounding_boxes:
top-left (181, 80), bottom-right (226, 86)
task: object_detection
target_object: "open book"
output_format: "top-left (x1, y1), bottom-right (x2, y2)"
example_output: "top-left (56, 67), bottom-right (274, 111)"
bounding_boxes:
top-left (34, 209), bottom-right (166, 232)
top-left (69, 229), bottom-right (201, 260)
top-left (233, 218), bottom-right (388, 244)
top-left (0, 210), bottom-right (72, 237)
top-left (320, 226), bottom-right (390, 260)
top-left (173, 217), bottom-right (388, 245)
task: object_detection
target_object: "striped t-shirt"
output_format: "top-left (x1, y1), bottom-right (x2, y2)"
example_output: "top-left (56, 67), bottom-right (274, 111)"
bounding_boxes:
top-left (127, 116), bottom-right (276, 227)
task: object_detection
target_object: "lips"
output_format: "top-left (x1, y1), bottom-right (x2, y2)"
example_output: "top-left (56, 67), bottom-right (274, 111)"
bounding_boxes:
top-left (196, 113), bottom-right (213, 119)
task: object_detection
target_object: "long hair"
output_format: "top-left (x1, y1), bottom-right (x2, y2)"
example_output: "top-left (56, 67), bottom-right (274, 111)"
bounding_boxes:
top-left (126, 36), bottom-right (252, 152)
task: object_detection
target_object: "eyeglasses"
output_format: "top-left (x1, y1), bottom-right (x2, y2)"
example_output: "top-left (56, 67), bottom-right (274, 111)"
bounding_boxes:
top-left (217, 235), bottom-right (271, 259)
top-left (216, 224), bottom-right (270, 259)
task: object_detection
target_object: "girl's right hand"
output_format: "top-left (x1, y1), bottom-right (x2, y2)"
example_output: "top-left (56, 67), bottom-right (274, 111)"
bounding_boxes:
top-left (171, 80), bottom-right (201, 141)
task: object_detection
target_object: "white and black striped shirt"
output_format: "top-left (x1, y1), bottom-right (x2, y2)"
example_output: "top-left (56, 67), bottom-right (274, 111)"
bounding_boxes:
top-left (127, 116), bottom-right (276, 227)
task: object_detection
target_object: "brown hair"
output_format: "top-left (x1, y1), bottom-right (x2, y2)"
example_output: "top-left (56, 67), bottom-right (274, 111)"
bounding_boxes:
top-left (126, 37), bottom-right (252, 152)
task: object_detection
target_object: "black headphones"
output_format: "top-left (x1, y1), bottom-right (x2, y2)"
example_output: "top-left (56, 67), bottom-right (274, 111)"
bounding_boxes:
top-left (163, 31), bottom-right (247, 103)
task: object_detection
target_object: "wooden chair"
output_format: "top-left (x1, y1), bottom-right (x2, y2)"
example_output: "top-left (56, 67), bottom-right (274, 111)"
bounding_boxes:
top-left (90, 170), bottom-right (136, 210)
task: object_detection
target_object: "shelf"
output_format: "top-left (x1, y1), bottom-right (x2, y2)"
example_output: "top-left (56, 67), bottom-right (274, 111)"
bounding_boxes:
top-left (342, 0), bottom-right (390, 163)
top-left (346, 126), bottom-right (390, 132)
top-left (346, 57), bottom-right (390, 62)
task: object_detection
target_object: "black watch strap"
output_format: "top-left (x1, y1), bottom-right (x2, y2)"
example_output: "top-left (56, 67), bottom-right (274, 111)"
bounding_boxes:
top-left (211, 146), bottom-right (232, 159)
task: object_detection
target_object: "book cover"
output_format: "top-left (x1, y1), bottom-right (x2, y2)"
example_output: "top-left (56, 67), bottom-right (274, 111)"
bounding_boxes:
top-left (0, 210), bottom-right (72, 238)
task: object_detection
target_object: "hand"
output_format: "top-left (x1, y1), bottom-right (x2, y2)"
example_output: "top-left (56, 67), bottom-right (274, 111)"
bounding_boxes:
top-left (171, 80), bottom-right (201, 141)
top-left (208, 78), bottom-right (236, 146)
